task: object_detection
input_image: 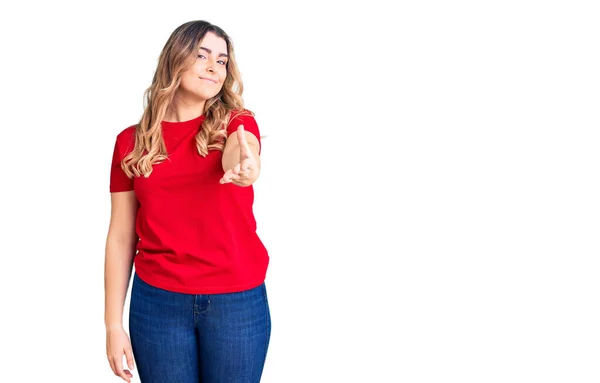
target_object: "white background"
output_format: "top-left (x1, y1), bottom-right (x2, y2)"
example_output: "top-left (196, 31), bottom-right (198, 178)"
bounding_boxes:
top-left (1, 0), bottom-right (599, 382)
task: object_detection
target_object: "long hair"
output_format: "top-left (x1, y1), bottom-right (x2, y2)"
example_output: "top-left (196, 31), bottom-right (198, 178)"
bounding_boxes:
top-left (121, 20), bottom-right (246, 178)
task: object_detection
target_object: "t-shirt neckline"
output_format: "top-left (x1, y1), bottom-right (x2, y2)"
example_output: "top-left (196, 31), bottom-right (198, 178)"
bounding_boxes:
top-left (161, 114), bottom-right (205, 127)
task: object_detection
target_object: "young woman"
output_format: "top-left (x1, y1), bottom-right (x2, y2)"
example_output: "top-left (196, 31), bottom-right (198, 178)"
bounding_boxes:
top-left (104, 20), bottom-right (271, 383)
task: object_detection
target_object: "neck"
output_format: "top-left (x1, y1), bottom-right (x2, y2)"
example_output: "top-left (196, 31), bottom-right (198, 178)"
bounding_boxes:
top-left (164, 95), bottom-right (206, 122)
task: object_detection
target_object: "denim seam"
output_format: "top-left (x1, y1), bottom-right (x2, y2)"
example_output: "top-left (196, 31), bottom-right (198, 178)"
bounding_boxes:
top-left (263, 283), bottom-right (270, 364)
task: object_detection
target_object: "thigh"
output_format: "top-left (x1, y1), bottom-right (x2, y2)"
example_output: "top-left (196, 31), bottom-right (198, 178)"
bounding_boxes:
top-left (197, 282), bottom-right (271, 383)
top-left (129, 273), bottom-right (199, 383)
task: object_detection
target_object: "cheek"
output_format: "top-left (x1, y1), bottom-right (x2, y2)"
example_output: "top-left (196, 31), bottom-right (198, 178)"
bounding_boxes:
top-left (179, 75), bottom-right (190, 90)
top-left (219, 69), bottom-right (228, 82)
top-left (185, 75), bottom-right (200, 91)
top-left (182, 69), bottom-right (197, 82)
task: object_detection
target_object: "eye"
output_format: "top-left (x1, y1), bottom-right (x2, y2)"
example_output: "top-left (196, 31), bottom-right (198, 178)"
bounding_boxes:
top-left (197, 54), bottom-right (207, 59)
top-left (217, 60), bottom-right (227, 65)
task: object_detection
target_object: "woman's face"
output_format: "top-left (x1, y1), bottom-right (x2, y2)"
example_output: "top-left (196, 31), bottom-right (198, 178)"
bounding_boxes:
top-left (178, 32), bottom-right (228, 101)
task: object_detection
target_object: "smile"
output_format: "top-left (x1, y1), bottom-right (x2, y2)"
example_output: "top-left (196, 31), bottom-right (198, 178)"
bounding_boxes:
top-left (199, 77), bottom-right (217, 83)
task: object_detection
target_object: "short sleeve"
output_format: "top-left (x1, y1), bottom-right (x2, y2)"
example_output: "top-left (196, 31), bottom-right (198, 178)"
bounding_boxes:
top-left (226, 110), bottom-right (261, 153)
top-left (109, 130), bottom-right (135, 193)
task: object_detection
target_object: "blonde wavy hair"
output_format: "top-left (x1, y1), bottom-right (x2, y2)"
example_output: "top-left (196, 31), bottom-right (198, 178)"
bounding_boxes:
top-left (121, 20), bottom-right (248, 178)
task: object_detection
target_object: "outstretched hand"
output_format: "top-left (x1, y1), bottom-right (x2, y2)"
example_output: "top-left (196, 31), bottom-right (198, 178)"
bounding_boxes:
top-left (220, 125), bottom-right (259, 186)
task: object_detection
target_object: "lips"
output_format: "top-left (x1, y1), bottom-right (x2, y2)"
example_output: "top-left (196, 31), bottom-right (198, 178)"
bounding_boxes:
top-left (199, 77), bottom-right (217, 83)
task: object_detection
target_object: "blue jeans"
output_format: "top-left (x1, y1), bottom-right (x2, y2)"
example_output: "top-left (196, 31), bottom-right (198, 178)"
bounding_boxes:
top-left (129, 273), bottom-right (271, 383)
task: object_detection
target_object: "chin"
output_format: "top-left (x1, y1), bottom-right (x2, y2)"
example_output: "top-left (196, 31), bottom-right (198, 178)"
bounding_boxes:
top-left (187, 92), bottom-right (215, 102)
top-left (198, 89), bottom-right (222, 100)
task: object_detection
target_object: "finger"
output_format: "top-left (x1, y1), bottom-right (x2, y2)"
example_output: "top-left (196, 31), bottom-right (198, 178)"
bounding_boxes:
top-left (119, 369), bottom-right (132, 382)
top-left (241, 158), bottom-right (255, 172)
top-left (220, 169), bottom-right (234, 183)
top-left (111, 356), bottom-right (130, 382)
top-left (120, 369), bottom-right (133, 382)
top-left (233, 163), bottom-right (241, 175)
top-left (236, 126), bottom-right (253, 160)
top-left (220, 169), bottom-right (241, 184)
top-left (236, 125), bottom-right (246, 147)
top-left (125, 347), bottom-right (135, 371)
top-left (230, 176), bottom-right (242, 186)
top-left (108, 356), bottom-right (116, 376)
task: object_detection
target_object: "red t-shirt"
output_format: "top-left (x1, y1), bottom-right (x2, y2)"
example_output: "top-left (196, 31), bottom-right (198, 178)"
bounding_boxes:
top-left (109, 111), bottom-right (269, 294)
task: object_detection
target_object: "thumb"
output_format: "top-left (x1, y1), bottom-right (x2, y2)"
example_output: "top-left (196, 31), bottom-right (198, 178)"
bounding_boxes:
top-left (125, 348), bottom-right (135, 370)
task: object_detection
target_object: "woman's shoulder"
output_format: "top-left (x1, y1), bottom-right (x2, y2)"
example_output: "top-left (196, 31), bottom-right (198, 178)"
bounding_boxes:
top-left (117, 124), bottom-right (137, 138)
top-left (229, 108), bottom-right (255, 122)
top-left (227, 109), bottom-right (257, 129)
top-left (115, 124), bottom-right (137, 141)
top-left (226, 109), bottom-right (260, 138)
top-left (113, 124), bottom-right (137, 153)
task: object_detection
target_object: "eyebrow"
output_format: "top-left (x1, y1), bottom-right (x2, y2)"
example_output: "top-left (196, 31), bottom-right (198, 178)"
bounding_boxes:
top-left (199, 46), bottom-right (228, 58)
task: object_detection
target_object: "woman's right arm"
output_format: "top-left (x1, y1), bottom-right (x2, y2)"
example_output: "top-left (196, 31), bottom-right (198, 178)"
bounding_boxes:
top-left (104, 190), bottom-right (138, 382)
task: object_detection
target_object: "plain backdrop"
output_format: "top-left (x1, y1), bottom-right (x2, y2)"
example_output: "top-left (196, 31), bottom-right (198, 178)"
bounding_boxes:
top-left (0, 0), bottom-right (599, 382)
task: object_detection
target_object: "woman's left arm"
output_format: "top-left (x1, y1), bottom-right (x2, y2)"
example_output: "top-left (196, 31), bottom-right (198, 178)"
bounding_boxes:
top-left (220, 125), bottom-right (261, 186)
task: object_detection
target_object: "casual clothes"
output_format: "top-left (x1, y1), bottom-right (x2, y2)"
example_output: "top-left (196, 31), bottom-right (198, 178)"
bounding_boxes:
top-left (110, 111), bottom-right (269, 294)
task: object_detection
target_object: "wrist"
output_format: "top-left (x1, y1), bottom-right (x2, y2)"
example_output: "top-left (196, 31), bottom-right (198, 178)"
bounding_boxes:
top-left (105, 322), bottom-right (124, 331)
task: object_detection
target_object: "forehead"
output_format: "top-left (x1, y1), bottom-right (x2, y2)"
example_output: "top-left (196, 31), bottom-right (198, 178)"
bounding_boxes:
top-left (199, 32), bottom-right (227, 53)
